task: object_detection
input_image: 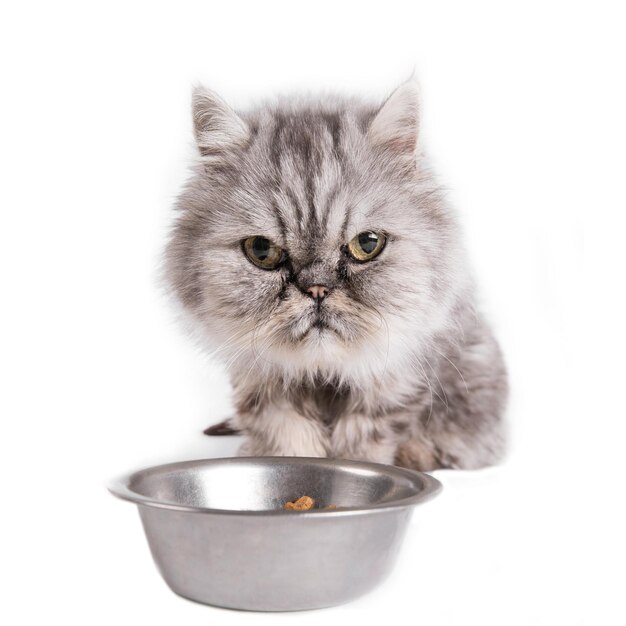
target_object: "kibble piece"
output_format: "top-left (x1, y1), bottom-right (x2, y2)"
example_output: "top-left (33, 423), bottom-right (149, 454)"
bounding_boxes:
top-left (283, 495), bottom-right (315, 511)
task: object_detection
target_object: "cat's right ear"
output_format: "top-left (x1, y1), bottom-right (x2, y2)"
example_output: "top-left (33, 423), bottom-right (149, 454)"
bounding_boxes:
top-left (192, 86), bottom-right (250, 162)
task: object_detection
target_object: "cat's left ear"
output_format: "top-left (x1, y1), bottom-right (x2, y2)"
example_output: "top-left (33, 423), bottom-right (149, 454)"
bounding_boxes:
top-left (192, 86), bottom-right (250, 162)
top-left (368, 81), bottom-right (420, 164)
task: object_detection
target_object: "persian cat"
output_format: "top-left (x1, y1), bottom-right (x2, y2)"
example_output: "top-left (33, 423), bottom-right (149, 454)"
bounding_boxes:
top-left (164, 81), bottom-right (508, 470)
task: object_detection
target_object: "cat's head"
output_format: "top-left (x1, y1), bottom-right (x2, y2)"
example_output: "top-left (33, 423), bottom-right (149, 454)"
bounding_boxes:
top-left (165, 82), bottom-right (468, 388)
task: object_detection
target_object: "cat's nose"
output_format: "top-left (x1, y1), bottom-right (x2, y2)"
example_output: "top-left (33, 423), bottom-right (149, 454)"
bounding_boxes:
top-left (306, 285), bottom-right (329, 301)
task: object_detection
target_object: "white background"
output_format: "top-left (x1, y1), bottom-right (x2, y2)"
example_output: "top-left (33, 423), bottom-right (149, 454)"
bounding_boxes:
top-left (1, 1), bottom-right (624, 624)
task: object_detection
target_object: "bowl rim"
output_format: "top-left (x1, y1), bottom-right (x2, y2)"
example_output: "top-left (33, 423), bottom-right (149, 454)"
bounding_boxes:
top-left (107, 456), bottom-right (442, 517)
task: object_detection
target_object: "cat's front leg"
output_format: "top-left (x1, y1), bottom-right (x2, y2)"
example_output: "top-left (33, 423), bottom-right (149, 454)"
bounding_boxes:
top-left (330, 413), bottom-right (409, 465)
top-left (235, 403), bottom-right (330, 458)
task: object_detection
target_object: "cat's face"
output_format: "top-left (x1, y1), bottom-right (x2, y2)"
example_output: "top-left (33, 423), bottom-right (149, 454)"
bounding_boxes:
top-left (166, 83), bottom-right (465, 386)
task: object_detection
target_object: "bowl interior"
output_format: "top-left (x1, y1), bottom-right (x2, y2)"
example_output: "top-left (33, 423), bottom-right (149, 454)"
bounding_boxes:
top-left (123, 458), bottom-right (430, 512)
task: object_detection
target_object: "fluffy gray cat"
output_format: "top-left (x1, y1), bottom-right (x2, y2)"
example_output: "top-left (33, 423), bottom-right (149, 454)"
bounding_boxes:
top-left (164, 81), bottom-right (508, 470)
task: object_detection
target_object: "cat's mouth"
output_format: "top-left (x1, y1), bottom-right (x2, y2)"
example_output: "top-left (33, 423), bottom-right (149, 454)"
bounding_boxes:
top-left (291, 310), bottom-right (343, 342)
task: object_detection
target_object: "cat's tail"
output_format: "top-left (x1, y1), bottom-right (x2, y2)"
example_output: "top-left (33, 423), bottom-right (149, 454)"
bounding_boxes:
top-left (203, 418), bottom-right (241, 436)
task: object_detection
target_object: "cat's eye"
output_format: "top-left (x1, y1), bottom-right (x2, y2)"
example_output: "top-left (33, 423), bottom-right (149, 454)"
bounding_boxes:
top-left (346, 231), bottom-right (386, 262)
top-left (242, 236), bottom-right (285, 270)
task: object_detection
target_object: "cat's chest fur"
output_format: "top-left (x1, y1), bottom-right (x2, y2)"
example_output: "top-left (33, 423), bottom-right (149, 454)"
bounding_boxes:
top-left (288, 377), bottom-right (354, 426)
top-left (237, 375), bottom-right (356, 427)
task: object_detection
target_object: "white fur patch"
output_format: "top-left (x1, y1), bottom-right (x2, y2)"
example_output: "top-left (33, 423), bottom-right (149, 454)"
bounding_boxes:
top-left (330, 413), bottom-right (397, 464)
top-left (236, 402), bottom-right (329, 457)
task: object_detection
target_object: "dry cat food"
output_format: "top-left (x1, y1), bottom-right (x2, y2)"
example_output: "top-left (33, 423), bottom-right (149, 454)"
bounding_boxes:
top-left (283, 495), bottom-right (337, 511)
top-left (284, 495), bottom-right (314, 511)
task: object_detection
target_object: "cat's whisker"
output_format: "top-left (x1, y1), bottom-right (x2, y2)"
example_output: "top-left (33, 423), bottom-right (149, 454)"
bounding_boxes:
top-left (367, 304), bottom-right (391, 401)
top-left (207, 324), bottom-right (257, 361)
top-left (211, 327), bottom-right (254, 362)
top-left (422, 353), bottom-right (450, 413)
top-left (220, 325), bottom-right (265, 374)
top-left (406, 354), bottom-right (435, 427)
top-left (236, 323), bottom-right (283, 392)
top-left (239, 336), bottom-right (278, 390)
top-left (430, 344), bottom-right (470, 395)
top-left (221, 343), bottom-right (252, 374)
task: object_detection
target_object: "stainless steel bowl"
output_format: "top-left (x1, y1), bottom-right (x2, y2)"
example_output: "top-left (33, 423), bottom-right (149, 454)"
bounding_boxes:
top-left (108, 456), bottom-right (441, 611)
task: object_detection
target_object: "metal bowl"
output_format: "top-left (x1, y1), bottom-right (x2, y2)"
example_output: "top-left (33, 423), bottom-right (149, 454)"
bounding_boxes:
top-left (108, 456), bottom-right (441, 611)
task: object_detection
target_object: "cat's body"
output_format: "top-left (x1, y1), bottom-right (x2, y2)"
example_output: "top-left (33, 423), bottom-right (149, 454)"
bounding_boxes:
top-left (165, 81), bottom-right (508, 470)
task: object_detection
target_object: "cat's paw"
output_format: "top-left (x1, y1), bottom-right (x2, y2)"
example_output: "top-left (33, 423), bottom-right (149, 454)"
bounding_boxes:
top-left (237, 438), bottom-right (267, 457)
top-left (235, 409), bottom-right (330, 458)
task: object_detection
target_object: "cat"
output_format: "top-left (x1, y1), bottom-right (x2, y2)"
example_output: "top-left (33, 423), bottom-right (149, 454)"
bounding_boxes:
top-left (164, 80), bottom-right (508, 470)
